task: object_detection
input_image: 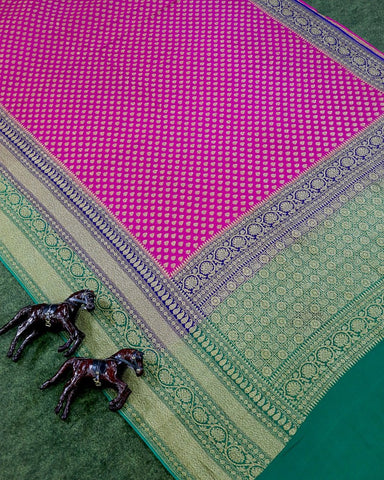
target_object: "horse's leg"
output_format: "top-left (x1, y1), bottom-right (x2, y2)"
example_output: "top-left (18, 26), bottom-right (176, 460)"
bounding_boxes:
top-left (56, 374), bottom-right (84, 419)
top-left (0, 307), bottom-right (30, 335)
top-left (11, 329), bottom-right (40, 362)
top-left (108, 378), bottom-right (131, 411)
top-left (6, 319), bottom-right (33, 358)
top-left (57, 338), bottom-right (72, 353)
top-left (61, 323), bottom-right (85, 356)
top-left (60, 381), bottom-right (80, 420)
top-left (54, 376), bottom-right (78, 417)
top-left (40, 358), bottom-right (75, 390)
top-left (58, 320), bottom-right (85, 357)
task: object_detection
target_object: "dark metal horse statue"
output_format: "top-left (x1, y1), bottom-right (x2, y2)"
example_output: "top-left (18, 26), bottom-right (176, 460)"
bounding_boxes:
top-left (40, 348), bottom-right (144, 419)
top-left (0, 290), bottom-right (95, 361)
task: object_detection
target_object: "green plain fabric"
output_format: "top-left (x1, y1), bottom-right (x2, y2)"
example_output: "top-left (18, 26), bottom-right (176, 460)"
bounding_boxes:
top-left (259, 340), bottom-right (384, 480)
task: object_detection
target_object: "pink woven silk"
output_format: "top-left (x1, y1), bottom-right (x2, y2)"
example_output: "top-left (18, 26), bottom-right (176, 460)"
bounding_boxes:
top-left (1, 0), bottom-right (384, 274)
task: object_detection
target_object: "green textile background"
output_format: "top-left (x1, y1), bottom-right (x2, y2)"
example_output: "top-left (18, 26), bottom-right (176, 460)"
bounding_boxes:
top-left (0, 2), bottom-right (383, 479)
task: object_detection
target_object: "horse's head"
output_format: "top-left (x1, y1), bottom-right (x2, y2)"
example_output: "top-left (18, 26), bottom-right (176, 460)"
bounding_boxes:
top-left (113, 348), bottom-right (144, 377)
top-left (66, 290), bottom-right (96, 312)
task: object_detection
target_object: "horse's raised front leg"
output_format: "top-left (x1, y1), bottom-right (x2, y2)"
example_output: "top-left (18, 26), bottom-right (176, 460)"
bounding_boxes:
top-left (109, 378), bottom-right (131, 411)
top-left (40, 358), bottom-right (75, 390)
top-left (12, 329), bottom-right (40, 362)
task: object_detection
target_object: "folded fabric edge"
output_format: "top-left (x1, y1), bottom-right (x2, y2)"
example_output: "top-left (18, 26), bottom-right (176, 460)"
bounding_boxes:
top-left (293, 0), bottom-right (384, 58)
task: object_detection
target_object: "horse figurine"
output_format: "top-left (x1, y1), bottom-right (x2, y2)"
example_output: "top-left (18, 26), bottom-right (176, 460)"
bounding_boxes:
top-left (0, 290), bottom-right (95, 361)
top-left (40, 348), bottom-right (144, 419)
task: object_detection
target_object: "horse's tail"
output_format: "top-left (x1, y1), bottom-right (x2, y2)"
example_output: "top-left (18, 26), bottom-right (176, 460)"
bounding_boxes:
top-left (0, 306), bottom-right (32, 335)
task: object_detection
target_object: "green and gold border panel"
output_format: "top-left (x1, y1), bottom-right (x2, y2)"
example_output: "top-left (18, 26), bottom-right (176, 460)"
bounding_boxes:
top-left (2, 134), bottom-right (384, 478)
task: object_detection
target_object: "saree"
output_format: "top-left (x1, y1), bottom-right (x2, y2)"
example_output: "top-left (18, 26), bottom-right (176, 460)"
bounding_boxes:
top-left (1, 0), bottom-right (383, 478)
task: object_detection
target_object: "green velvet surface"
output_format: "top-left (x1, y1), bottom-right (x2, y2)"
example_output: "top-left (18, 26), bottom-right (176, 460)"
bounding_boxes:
top-left (0, 261), bottom-right (172, 480)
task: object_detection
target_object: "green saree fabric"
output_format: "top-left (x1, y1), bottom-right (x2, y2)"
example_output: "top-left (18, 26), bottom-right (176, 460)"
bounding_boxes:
top-left (1, 1), bottom-right (384, 479)
top-left (260, 340), bottom-right (384, 480)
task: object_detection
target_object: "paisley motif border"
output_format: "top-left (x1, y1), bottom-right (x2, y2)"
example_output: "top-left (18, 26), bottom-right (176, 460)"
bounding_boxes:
top-left (274, 278), bottom-right (384, 414)
top-left (253, 0), bottom-right (384, 90)
top-left (176, 120), bottom-right (384, 311)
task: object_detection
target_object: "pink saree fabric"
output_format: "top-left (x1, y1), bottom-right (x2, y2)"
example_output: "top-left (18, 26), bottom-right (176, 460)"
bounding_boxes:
top-left (1, 0), bottom-right (384, 274)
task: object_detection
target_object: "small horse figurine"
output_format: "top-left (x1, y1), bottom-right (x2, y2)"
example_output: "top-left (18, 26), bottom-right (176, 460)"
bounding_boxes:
top-left (40, 348), bottom-right (144, 419)
top-left (0, 290), bottom-right (95, 361)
